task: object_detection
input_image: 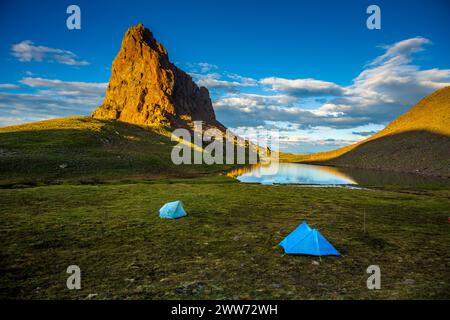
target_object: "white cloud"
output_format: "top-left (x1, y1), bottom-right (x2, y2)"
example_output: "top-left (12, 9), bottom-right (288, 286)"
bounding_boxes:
top-left (11, 41), bottom-right (89, 66)
top-left (228, 123), bottom-right (366, 153)
top-left (260, 77), bottom-right (346, 97)
top-left (226, 73), bottom-right (258, 87)
top-left (191, 72), bottom-right (257, 92)
top-left (0, 77), bottom-right (107, 127)
top-left (214, 94), bottom-right (361, 128)
top-left (197, 62), bottom-right (218, 73)
top-left (352, 130), bottom-right (378, 137)
top-left (19, 78), bottom-right (106, 96)
top-left (369, 37), bottom-right (431, 67)
top-left (0, 84), bottom-right (21, 89)
top-left (185, 62), bottom-right (258, 93)
top-left (186, 62), bottom-right (218, 73)
top-left (193, 73), bottom-right (243, 92)
top-left (332, 36), bottom-right (450, 123)
top-left (0, 116), bottom-right (45, 127)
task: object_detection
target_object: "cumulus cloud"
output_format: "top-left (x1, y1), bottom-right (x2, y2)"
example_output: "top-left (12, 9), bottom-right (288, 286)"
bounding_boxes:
top-left (352, 130), bottom-right (378, 137)
top-left (260, 77), bottom-right (346, 97)
top-left (226, 73), bottom-right (258, 87)
top-left (11, 41), bottom-right (89, 66)
top-left (228, 123), bottom-right (363, 153)
top-left (0, 84), bottom-right (21, 89)
top-left (186, 62), bottom-right (218, 73)
top-left (197, 62), bottom-right (218, 73)
top-left (19, 77), bottom-right (106, 96)
top-left (279, 135), bottom-right (357, 147)
top-left (192, 73), bottom-right (244, 92)
top-left (191, 72), bottom-right (258, 93)
top-left (331, 36), bottom-right (450, 124)
top-left (185, 62), bottom-right (258, 93)
top-left (369, 37), bottom-right (431, 66)
top-left (214, 94), bottom-right (364, 128)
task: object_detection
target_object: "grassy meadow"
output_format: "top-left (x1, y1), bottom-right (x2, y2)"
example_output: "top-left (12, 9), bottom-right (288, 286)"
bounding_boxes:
top-left (1, 117), bottom-right (449, 299)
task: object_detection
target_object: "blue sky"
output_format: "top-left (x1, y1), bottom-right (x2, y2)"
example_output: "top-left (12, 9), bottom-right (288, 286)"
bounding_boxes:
top-left (1, 0), bottom-right (449, 153)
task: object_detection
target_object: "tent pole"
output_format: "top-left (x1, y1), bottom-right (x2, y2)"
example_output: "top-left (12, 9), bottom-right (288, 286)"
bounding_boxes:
top-left (363, 209), bottom-right (366, 233)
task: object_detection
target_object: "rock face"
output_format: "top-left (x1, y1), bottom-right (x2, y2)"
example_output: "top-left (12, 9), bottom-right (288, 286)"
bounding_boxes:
top-left (92, 24), bottom-right (222, 129)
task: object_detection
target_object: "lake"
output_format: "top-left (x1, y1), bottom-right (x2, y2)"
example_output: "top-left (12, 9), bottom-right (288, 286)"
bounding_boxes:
top-left (227, 162), bottom-right (449, 186)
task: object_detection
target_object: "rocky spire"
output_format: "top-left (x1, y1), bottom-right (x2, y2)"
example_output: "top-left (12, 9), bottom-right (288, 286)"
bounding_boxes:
top-left (92, 24), bottom-right (222, 129)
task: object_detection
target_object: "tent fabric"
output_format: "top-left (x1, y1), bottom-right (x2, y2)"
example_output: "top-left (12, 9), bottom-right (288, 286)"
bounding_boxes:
top-left (159, 200), bottom-right (187, 219)
top-left (280, 222), bottom-right (340, 256)
top-left (279, 221), bottom-right (311, 250)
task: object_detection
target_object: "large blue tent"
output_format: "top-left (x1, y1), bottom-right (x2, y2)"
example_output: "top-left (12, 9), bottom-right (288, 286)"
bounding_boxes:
top-left (279, 222), bottom-right (340, 256)
top-left (279, 221), bottom-right (311, 249)
top-left (159, 200), bottom-right (187, 219)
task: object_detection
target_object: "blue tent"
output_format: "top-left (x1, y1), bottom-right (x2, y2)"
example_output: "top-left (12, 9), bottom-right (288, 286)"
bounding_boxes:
top-left (279, 221), bottom-right (311, 249)
top-left (159, 200), bottom-right (187, 219)
top-left (280, 222), bottom-right (340, 256)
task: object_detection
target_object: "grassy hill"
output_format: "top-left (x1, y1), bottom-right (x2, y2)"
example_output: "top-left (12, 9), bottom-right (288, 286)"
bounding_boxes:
top-left (0, 117), bottom-right (234, 186)
top-left (282, 86), bottom-right (450, 178)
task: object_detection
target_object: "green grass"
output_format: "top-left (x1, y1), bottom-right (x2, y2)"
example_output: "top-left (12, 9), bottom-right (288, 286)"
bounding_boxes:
top-left (1, 177), bottom-right (449, 299)
top-left (0, 117), bottom-right (235, 186)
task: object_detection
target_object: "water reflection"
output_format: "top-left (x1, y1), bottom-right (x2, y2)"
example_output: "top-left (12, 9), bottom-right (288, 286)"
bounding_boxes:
top-left (228, 163), bottom-right (449, 186)
top-left (228, 163), bottom-right (357, 185)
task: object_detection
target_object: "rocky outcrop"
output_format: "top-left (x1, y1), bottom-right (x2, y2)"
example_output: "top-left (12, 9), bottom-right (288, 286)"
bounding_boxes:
top-left (92, 24), bottom-right (222, 129)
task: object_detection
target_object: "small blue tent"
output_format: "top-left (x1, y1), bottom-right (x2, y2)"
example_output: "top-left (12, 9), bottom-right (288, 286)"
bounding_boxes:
top-left (279, 222), bottom-right (340, 256)
top-left (159, 200), bottom-right (187, 219)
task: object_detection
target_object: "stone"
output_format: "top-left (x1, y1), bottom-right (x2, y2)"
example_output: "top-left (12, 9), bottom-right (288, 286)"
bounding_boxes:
top-left (92, 24), bottom-right (224, 130)
top-left (403, 279), bottom-right (415, 285)
top-left (86, 293), bottom-right (98, 299)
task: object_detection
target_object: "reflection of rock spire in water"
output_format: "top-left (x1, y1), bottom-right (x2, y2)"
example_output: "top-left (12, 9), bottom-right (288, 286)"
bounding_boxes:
top-left (227, 165), bottom-right (250, 178)
top-left (227, 163), bottom-right (270, 178)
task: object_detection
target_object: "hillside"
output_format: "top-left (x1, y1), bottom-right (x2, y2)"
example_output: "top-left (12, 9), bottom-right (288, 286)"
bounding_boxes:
top-left (283, 86), bottom-right (450, 178)
top-left (0, 117), bottom-right (234, 186)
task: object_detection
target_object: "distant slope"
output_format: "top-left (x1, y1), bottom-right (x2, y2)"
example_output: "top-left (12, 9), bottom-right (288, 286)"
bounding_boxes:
top-left (0, 117), bottom-right (234, 186)
top-left (284, 86), bottom-right (450, 178)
